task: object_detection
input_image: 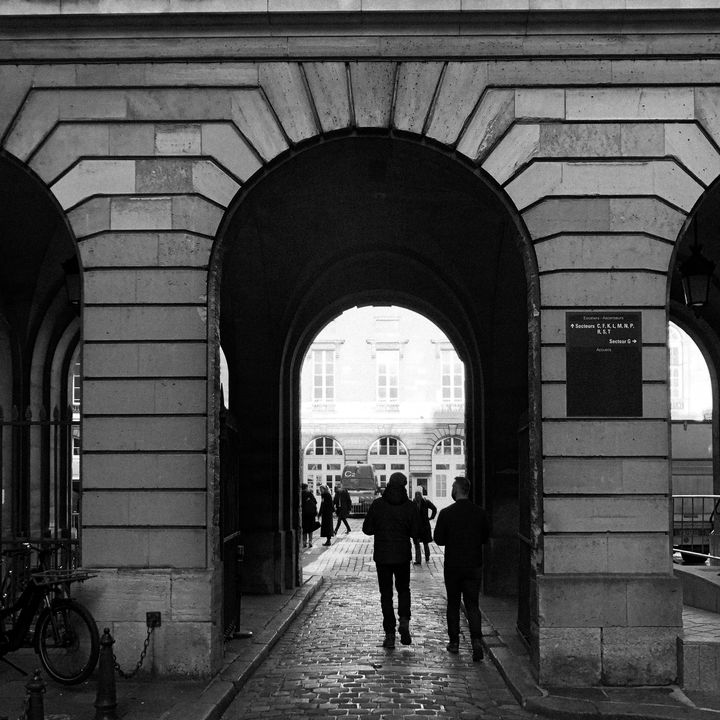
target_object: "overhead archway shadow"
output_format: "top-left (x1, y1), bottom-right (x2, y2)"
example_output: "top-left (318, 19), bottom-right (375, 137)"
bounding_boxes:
top-left (211, 133), bottom-right (541, 652)
top-left (0, 150), bottom-right (80, 543)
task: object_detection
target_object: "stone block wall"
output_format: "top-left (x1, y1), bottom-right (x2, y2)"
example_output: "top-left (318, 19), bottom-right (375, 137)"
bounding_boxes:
top-left (3, 6), bottom-right (718, 680)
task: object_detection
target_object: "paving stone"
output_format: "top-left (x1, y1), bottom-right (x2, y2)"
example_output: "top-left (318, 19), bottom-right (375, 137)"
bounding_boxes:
top-left (220, 523), bottom-right (540, 719)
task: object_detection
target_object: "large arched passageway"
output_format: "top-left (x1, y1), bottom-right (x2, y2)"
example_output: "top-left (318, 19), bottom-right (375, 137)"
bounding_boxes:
top-left (0, 151), bottom-right (81, 550)
top-left (211, 134), bottom-right (541, 646)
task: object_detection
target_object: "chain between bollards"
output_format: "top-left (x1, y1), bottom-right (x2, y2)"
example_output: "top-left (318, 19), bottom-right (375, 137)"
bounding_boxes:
top-left (113, 625), bottom-right (155, 679)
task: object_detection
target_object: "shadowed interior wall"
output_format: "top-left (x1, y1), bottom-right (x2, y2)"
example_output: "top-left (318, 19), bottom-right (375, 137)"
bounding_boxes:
top-left (218, 136), bottom-right (529, 595)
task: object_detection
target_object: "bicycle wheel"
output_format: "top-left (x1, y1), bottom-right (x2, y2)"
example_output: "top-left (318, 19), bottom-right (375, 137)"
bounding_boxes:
top-left (35, 599), bottom-right (100, 684)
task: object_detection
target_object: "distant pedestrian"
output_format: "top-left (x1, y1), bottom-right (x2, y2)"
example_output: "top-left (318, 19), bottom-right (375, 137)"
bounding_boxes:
top-left (333, 483), bottom-right (353, 535)
top-left (433, 476), bottom-right (490, 661)
top-left (318, 485), bottom-right (335, 546)
top-left (362, 472), bottom-right (421, 648)
top-left (412, 490), bottom-right (437, 565)
top-left (301, 483), bottom-right (318, 548)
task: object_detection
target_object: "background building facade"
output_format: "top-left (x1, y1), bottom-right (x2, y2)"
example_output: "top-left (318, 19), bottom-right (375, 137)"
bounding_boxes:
top-left (300, 306), bottom-right (465, 511)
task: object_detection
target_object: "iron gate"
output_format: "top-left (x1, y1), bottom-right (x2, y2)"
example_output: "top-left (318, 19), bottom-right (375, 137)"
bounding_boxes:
top-left (0, 404), bottom-right (79, 565)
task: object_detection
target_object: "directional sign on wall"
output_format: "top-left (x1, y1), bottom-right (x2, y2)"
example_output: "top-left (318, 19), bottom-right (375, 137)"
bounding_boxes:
top-left (566, 312), bottom-right (642, 417)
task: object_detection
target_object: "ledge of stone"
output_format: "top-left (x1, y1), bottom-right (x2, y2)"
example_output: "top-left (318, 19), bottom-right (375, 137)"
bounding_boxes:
top-left (2, 1), bottom-right (720, 16)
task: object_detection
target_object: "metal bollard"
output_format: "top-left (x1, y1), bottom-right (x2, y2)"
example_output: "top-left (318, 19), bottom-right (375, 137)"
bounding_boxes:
top-left (24, 670), bottom-right (45, 720)
top-left (94, 628), bottom-right (117, 720)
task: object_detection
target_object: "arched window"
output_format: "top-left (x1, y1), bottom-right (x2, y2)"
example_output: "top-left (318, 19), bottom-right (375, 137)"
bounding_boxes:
top-left (368, 436), bottom-right (408, 488)
top-left (68, 353), bottom-right (81, 540)
top-left (669, 322), bottom-right (714, 563)
top-left (669, 323), bottom-right (711, 421)
top-left (432, 437), bottom-right (466, 510)
top-left (220, 347), bottom-right (229, 407)
top-left (304, 437), bottom-right (344, 495)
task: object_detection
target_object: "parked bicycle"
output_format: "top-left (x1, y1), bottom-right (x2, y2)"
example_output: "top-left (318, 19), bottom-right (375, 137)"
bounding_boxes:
top-left (0, 541), bottom-right (99, 684)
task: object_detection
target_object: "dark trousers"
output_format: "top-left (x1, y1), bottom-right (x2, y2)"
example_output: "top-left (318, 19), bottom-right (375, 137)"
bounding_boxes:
top-left (413, 539), bottom-right (430, 563)
top-left (443, 566), bottom-right (482, 641)
top-left (334, 516), bottom-right (351, 533)
top-left (375, 563), bottom-right (411, 633)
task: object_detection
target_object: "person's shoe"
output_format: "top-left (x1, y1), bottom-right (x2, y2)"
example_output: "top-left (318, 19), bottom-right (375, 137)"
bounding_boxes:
top-left (345, 529), bottom-right (350, 534)
top-left (308, 542), bottom-right (313, 547)
top-left (399, 617), bottom-right (412, 645)
top-left (323, 541), bottom-right (331, 546)
top-left (303, 542), bottom-right (307, 548)
top-left (382, 633), bottom-right (396, 649)
top-left (471, 638), bottom-right (484, 662)
top-left (413, 561), bottom-right (421, 565)
top-left (446, 640), bottom-right (459, 654)
top-left (425, 554), bottom-right (430, 563)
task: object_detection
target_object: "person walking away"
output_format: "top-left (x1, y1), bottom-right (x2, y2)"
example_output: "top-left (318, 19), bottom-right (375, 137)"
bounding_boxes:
top-left (412, 490), bottom-right (437, 565)
top-left (433, 475), bottom-right (490, 661)
top-left (333, 482), bottom-right (353, 535)
top-left (318, 485), bottom-right (335, 546)
top-left (362, 472), bottom-right (421, 648)
top-left (301, 483), bottom-right (318, 548)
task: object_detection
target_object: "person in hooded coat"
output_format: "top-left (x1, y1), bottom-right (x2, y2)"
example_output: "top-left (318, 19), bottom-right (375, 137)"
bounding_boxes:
top-left (301, 483), bottom-right (318, 548)
top-left (412, 490), bottom-right (437, 565)
top-left (362, 472), bottom-right (421, 649)
top-left (318, 485), bottom-right (335, 546)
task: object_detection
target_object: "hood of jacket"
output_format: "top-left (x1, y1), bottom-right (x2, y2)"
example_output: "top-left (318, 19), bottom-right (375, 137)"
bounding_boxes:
top-left (382, 482), bottom-right (409, 506)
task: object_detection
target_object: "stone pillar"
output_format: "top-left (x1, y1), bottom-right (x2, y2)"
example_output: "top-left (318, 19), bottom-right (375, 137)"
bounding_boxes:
top-left (528, 200), bottom-right (684, 686)
top-left (8, 86), bottom-right (235, 674)
top-left (74, 205), bottom-right (221, 674)
top-left (475, 86), bottom-right (712, 685)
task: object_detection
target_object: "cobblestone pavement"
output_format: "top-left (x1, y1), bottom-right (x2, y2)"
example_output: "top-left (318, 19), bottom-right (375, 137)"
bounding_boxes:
top-left (221, 522), bottom-right (541, 719)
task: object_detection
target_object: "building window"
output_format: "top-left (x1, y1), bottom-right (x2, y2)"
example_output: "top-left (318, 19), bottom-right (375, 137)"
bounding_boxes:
top-left (376, 349), bottom-right (399, 409)
top-left (304, 437), bottom-right (344, 495)
top-left (369, 437), bottom-right (407, 456)
top-left (313, 349), bottom-right (335, 404)
top-left (441, 349), bottom-right (464, 410)
top-left (436, 474), bottom-right (447, 498)
top-left (432, 437), bottom-right (466, 506)
top-left (669, 325), bottom-right (684, 412)
top-left (72, 371), bottom-right (81, 407)
top-left (368, 436), bottom-right (408, 487)
top-left (669, 322), bottom-right (712, 421)
top-left (307, 436), bottom-right (343, 456)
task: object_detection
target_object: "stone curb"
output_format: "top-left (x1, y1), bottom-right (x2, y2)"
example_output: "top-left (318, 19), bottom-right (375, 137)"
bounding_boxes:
top-left (162, 574), bottom-right (324, 720)
top-left (483, 622), bottom-right (720, 720)
top-left (524, 695), bottom-right (720, 720)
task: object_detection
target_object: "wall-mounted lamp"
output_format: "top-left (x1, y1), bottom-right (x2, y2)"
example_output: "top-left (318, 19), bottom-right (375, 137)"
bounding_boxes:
top-left (62, 257), bottom-right (80, 307)
top-left (680, 220), bottom-right (715, 317)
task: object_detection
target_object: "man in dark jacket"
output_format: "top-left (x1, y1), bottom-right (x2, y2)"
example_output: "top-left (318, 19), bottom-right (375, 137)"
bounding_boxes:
top-left (433, 475), bottom-right (490, 661)
top-left (362, 472), bottom-right (421, 649)
top-left (333, 482), bottom-right (353, 535)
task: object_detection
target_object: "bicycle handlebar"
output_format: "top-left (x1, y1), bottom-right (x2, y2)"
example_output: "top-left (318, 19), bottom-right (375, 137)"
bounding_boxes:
top-left (2, 541), bottom-right (66, 553)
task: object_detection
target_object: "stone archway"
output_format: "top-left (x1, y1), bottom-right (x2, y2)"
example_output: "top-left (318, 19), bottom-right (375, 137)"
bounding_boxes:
top-left (2, 42), bottom-right (713, 679)
top-left (210, 133), bottom-right (541, 653)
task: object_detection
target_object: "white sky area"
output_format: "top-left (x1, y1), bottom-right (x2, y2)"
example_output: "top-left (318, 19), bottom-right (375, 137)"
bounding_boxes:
top-left (670, 322), bottom-right (712, 422)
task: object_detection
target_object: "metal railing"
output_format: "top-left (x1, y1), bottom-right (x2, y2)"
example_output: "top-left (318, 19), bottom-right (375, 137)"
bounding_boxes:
top-left (350, 500), bottom-right (373, 516)
top-left (0, 404), bottom-right (79, 542)
top-left (672, 494), bottom-right (720, 564)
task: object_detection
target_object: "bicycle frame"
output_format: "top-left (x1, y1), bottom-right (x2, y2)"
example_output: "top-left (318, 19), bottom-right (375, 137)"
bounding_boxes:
top-left (1, 546), bottom-right (94, 677)
top-left (0, 576), bottom-right (50, 673)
